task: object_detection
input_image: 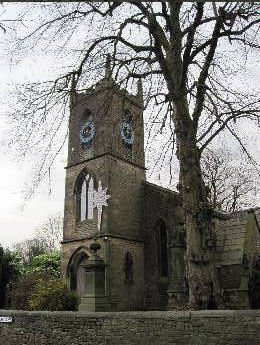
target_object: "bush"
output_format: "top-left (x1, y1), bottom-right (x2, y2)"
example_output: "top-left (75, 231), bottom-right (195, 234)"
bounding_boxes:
top-left (0, 246), bottom-right (23, 308)
top-left (8, 272), bottom-right (41, 310)
top-left (29, 276), bottom-right (79, 311)
top-left (26, 251), bottom-right (61, 277)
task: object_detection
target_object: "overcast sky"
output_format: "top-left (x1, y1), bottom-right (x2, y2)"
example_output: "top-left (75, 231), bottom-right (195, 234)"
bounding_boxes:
top-left (0, 3), bottom-right (259, 248)
top-left (0, 14), bottom-right (66, 247)
top-left (0, 74), bottom-right (66, 248)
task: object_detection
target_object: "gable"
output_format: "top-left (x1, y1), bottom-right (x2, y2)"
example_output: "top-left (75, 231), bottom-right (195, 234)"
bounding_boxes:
top-left (215, 217), bottom-right (248, 266)
top-left (215, 210), bottom-right (260, 267)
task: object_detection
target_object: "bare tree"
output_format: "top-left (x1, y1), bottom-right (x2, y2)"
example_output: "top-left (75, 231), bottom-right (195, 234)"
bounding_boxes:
top-left (202, 148), bottom-right (259, 212)
top-left (0, 3), bottom-right (23, 33)
top-left (12, 213), bottom-right (63, 265)
top-left (12, 238), bottom-right (46, 267)
top-left (34, 213), bottom-right (63, 252)
top-left (6, 2), bottom-right (260, 308)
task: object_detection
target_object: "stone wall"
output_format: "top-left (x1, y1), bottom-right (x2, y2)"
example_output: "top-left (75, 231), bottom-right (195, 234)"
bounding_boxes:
top-left (143, 182), bottom-right (186, 309)
top-left (1, 309), bottom-right (260, 345)
top-left (62, 236), bottom-right (144, 311)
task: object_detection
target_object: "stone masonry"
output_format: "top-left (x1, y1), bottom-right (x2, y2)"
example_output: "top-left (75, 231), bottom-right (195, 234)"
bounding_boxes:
top-left (0, 309), bottom-right (260, 345)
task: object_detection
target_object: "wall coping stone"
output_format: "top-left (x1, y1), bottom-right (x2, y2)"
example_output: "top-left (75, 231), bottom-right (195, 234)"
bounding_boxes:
top-left (1, 309), bottom-right (260, 319)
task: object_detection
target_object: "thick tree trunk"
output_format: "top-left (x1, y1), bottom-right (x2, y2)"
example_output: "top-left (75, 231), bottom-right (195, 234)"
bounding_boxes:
top-left (174, 99), bottom-right (218, 309)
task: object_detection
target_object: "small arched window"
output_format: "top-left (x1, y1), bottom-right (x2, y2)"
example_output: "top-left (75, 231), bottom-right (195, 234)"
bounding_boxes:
top-left (81, 108), bottom-right (93, 122)
top-left (76, 172), bottom-right (94, 222)
top-left (154, 219), bottom-right (168, 277)
top-left (123, 251), bottom-right (134, 284)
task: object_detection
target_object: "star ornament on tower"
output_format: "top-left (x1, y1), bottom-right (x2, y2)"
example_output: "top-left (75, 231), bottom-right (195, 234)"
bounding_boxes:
top-left (93, 181), bottom-right (111, 232)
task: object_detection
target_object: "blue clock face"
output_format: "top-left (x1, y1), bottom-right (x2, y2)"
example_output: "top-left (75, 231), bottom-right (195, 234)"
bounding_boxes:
top-left (120, 122), bottom-right (134, 146)
top-left (80, 122), bottom-right (96, 144)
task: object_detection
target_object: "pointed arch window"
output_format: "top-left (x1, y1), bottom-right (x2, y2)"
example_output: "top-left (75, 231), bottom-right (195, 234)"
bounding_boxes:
top-left (76, 173), bottom-right (94, 222)
top-left (154, 219), bottom-right (169, 277)
top-left (81, 108), bottom-right (93, 122)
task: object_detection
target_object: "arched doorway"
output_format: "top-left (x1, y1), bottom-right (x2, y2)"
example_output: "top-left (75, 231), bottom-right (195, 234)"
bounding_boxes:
top-left (67, 245), bottom-right (108, 311)
top-left (67, 247), bottom-right (89, 298)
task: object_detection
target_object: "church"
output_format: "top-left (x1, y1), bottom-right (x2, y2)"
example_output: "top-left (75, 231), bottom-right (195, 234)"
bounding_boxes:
top-left (61, 61), bottom-right (260, 312)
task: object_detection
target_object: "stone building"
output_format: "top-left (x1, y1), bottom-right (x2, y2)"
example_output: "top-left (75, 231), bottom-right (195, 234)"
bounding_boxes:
top-left (61, 63), bottom-right (260, 311)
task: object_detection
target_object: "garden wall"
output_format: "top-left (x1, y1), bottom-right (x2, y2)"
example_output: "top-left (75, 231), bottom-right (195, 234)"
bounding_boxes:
top-left (0, 309), bottom-right (260, 345)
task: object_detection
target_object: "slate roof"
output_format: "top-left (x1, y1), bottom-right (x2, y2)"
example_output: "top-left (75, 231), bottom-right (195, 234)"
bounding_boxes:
top-left (255, 207), bottom-right (260, 227)
top-left (254, 207), bottom-right (260, 252)
top-left (215, 208), bottom-right (260, 267)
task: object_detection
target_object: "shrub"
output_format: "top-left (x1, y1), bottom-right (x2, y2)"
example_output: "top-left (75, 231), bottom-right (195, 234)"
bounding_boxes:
top-left (29, 276), bottom-right (79, 311)
top-left (0, 246), bottom-right (24, 308)
top-left (26, 251), bottom-right (61, 277)
top-left (8, 272), bottom-right (43, 310)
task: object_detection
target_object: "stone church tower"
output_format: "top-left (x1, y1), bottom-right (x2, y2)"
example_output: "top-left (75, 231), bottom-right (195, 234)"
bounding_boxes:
top-left (61, 59), bottom-right (145, 311)
top-left (61, 57), bottom-right (260, 312)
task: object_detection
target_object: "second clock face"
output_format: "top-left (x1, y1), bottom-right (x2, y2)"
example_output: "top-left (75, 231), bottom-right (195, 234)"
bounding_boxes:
top-left (80, 122), bottom-right (96, 144)
top-left (120, 122), bottom-right (134, 146)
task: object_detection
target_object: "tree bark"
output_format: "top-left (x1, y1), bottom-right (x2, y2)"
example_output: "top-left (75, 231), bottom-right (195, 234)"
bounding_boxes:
top-left (174, 97), bottom-right (216, 309)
